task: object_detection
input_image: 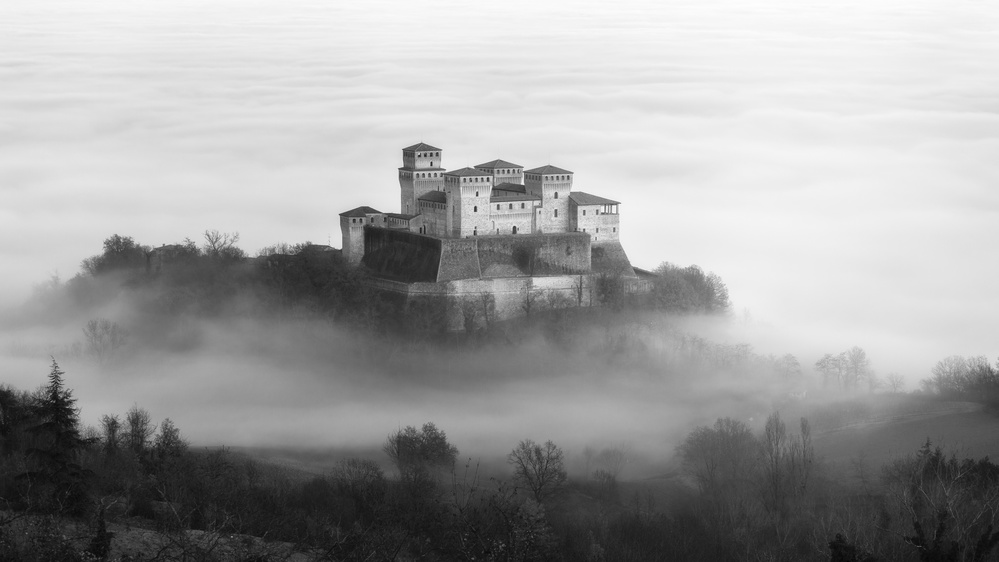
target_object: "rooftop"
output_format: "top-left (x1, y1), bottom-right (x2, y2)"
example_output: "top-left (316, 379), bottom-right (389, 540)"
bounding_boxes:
top-left (492, 182), bottom-right (526, 194)
top-left (339, 206), bottom-right (382, 217)
top-left (490, 193), bottom-right (541, 202)
top-left (570, 192), bottom-right (620, 206)
top-left (475, 159), bottom-right (523, 170)
top-left (403, 142), bottom-right (442, 152)
top-left (418, 191), bottom-right (447, 203)
top-left (387, 213), bottom-right (418, 220)
top-left (444, 167), bottom-right (492, 177)
top-left (525, 164), bottom-right (573, 175)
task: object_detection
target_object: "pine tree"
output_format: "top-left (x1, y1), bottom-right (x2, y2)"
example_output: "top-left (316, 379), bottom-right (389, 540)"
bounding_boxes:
top-left (20, 359), bottom-right (91, 514)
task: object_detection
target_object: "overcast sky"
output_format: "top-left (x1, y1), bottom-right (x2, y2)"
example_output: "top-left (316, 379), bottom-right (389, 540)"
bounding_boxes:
top-left (2, 0), bottom-right (998, 377)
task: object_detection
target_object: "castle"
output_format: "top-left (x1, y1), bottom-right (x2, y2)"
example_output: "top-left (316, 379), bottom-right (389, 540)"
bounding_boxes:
top-left (339, 143), bottom-right (648, 328)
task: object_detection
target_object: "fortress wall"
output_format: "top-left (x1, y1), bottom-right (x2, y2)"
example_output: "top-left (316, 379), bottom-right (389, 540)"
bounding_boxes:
top-left (361, 227), bottom-right (441, 283)
top-left (473, 232), bottom-right (591, 278)
top-left (590, 240), bottom-right (637, 278)
top-left (371, 275), bottom-right (593, 331)
top-left (438, 238), bottom-right (481, 281)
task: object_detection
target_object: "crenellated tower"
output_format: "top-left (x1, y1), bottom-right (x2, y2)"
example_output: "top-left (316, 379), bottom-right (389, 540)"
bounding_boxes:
top-left (444, 167), bottom-right (492, 237)
top-left (525, 165), bottom-right (572, 233)
top-left (399, 142), bottom-right (445, 216)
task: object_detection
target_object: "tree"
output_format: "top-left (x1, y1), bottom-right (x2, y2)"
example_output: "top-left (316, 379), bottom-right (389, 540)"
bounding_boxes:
top-left (80, 234), bottom-right (148, 275)
top-left (82, 318), bottom-right (127, 364)
top-left (885, 373), bottom-right (905, 393)
top-left (507, 439), bottom-right (567, 502)
top-left (677, 417), bottom-right (757, 521)
top-left (844, 346), bottom-right (873, 390)
top-left (520, 285), bottom-right (543, 317)
top-left (383, 422), bottom-right (458, 480)
top-left (22, 360), bottom-right (90, 514)
top-left (650, 263), bottom-right (730, 314)
top-left (153, 417), bottom-right (186, 459)
top-left (202, 229), bottom-right (245, 261)
top-left (815, 353), bottom-right (845, 388)
top-left (99, 414), bottom-right (121, 455)
top-left (759, 412), bottom-right (813, 520)
top-left (125, 404), bottom-right (155, 455)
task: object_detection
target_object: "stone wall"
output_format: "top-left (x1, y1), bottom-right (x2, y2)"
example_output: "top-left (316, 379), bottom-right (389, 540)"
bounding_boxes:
top-left (438, 238), bottom-right (482, 281)
top-left (475, 233), bottom-right (591, 278)
top-left (370, 274), bottom-right (594, 331)
top-left (362, 227), bottom-right (441, 282)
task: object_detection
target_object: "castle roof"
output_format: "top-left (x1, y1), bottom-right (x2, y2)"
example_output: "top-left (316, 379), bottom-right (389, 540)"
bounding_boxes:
top-left (475, 159), bottom-right (523, 170)
top-left (339, 206), bottom-right (382, 217)
top-left (418, 191), bottom-right (447, 203)
top-left (569, 192), bottom-right (619, 206)
top-left (403, 142), bottom-right (441, 152)
top-left (525, 164), bottom-right (573, 175)
top-left (490, 193), bottom-right (541, 202)
top-left (444, 167), bottom-right (492, 177)
top-left (492, 182), bottom-right (526, 194)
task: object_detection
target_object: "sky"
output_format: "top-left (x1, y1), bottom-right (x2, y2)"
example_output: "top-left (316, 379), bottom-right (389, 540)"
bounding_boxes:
top-left (2, 0), bottom-right (998, 379)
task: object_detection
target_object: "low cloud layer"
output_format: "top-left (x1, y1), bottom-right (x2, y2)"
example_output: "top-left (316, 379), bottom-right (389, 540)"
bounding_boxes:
top-left (2, 0), bottom-right (998, 381)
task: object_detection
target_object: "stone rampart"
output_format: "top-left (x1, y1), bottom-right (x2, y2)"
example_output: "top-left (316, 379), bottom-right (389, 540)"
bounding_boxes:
top-left (361, 227), bottom-right (441, 283)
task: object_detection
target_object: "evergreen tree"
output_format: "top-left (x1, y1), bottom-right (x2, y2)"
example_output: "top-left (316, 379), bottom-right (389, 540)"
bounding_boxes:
top-left (20, 359), bottom-right (91, 514)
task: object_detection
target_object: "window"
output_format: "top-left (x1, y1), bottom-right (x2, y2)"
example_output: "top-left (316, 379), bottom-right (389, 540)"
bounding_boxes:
top-left (554, 192), bottom-right (558, 199)
top-left (595, 209), bottom-right (600, 215)
top-left (521, 203), bottom-right (525, 209)
top-left (352, 218), bottom-right (356, 224)
top-left (513, 226), bottom-right (518, 234)
top-left (476, 191), bottom-right (479, 197)
top-left (496, 204), bottom-right (500, 210)
top-left (474, 206), bottom-right (478, 212)
top-left (596, 228), bottom-right (599, 233)
top-left (508, 203), bottom-right (513, 209)
top-left (582, 210), bottom-right (586, 216)
top-left (554, 209), bottom-right (558, 218)
top-left (613, 227), bottom-right (616, 232)
top-left (473, 227), bottom-right (477, 236)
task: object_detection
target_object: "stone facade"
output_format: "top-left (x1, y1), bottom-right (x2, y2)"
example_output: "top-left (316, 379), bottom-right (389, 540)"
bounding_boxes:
top-left (339, 142), bottom-right (647, 329)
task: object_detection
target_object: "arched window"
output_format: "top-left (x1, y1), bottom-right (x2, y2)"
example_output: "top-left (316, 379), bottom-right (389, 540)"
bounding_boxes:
top-left (496, 204), bottom-right (500, 210)
top-left (508, 203), bottom-right (513, 209)
top-left (521, 203), bottom-right (525, 209)
top-left (473, 206), bottom-right (478, 212)
top-left (554, 209), bottom-right (558, 218)
top-left (513, 226), bottom-right (518, 234)
top-left (554, 192), bottom-right (558, 199)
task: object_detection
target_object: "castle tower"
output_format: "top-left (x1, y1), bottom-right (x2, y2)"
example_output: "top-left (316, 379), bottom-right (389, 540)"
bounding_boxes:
top-left (525, 165), bottom-right (572, 233)
top-left (443, 167), bottom-right (492, 237)
top-left (399, 143), bottom-right (445, 216)
top-left (474, 159), bottom-right (524, 187)
top-left (339, 206), bottom-right (382, 264)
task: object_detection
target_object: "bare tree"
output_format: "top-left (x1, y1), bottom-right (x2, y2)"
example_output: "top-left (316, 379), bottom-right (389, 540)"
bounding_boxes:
top-left (885, 373), bottom-right (905, 393)
top-left (202, 229), bottom-right (244, 261)
top-left (520, 285), bottom-right (543, 317)
top-left (99, 414), bottom-right (121, 455)
top-left (125, 405), bottom-right (156, 454)
top-left (508, 439), bottom-right (567, 502)
top-left (82, 319), bottom-right (127, 364)
top-left (760, 412), bottom-right (813, 520)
